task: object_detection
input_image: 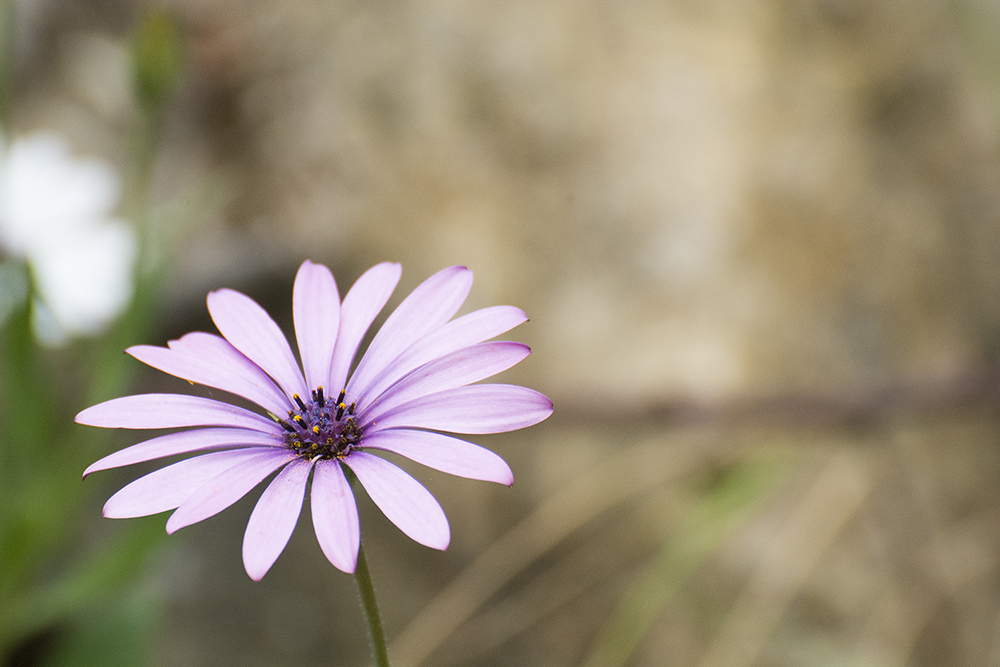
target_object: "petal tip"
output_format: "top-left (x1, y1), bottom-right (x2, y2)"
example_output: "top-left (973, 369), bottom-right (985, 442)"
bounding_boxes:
top-left (427, 520), bottom-right (451, 551)
top-left (330, 553), bottom-right (359, 574)
top-left (245, 562), bottom-right (269, 582)
top-left (297, 259), bottom-right (331, 277)
top-left (102, 502), bottom-right (129, 519)
top-left (205, 287), bottom-right (237, 309)
top-left (164, 516), bottom-right (182, 535)
top-left (450, 265), bottom-right (473, 281)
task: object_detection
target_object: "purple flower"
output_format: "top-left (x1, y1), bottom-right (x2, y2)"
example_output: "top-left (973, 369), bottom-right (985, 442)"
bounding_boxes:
top-left (77, 261), bottom-right (552, 581)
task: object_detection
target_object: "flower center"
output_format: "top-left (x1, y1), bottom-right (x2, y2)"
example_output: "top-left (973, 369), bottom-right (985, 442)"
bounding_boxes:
top-left (276, 387), bottom-right (361, 460)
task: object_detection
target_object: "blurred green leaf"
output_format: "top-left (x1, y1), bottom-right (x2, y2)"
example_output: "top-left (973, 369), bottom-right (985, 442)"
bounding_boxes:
top-left (42, 585), bottom-right (159, 667)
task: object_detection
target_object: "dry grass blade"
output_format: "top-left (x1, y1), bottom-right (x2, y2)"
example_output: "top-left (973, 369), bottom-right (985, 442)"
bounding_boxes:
top-left (388, 437), bottom-right (715, 667)
top-left (697, 452), bottom-right (871, 667)
top-left (582, 457), bottom-right (786, 667)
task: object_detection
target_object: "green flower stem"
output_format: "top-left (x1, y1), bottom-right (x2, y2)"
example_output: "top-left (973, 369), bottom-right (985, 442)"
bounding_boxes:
top-left (0, 0), bottom-right (14, 132)
top-left (354, 541), bottom-right (391, 667)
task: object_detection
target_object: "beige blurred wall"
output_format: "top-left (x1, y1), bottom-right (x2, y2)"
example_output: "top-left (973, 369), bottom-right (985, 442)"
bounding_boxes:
top-left (131, 0), bottom-right (1000, 409)
top-left (19, 0), bottom-right (1000, 406)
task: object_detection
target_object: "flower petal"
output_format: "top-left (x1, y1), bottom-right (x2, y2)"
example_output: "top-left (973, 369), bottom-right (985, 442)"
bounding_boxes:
top-left (362, 342), bottom-right (530, 415)
top-left (85, 427), bottom-right (284, 477)
top-left (352, 305), bottom-right (528, 406)
top-left (103, 448), bottom-right (276, 518)
top-left (360, 429), bottom-right (513, 485)
top-left (166, 449), bottom-right (296, 534)
top-left (347, 266), bottom-right (472, 402)
top-left (344, 451), bottom-right (450, 550)
top-left (293, 261), bottom-right (340, 392)
top-left (329, 262), bottom-right (401, 392)
top-left (167, 333), bottom-right (293, 412)
top-left (207, 287), bottom-right (307, 400)
top-left (242, 458), bottom-right (313, 581)
top-left (75, 394), bottom-right (279, 431)
top-left (128, 335), bottom-right (290, 415)
top-left (310, 460), bottom-right (360, 573)
top-left (363, 384), bottom-right (553, 434)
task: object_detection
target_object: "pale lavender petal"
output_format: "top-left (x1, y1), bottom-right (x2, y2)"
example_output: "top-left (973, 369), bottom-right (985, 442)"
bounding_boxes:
top-left (166, 449), bottom-right (296, 534)
top-left (352, 305), bottom-right (528, 406)
top-left (344, 451), bottom-right (450, 550)
top-left (361, 342), bottom-right (530, 415)
top-left (360, 429), bottom-right (513, 485)
top-left (363, 384), bottom-right (553, 434)
top-left (75, 394), bottom-right (278, 431)
top-left (242, 458), bottom-right (313, 581)
top-left (293, 261), bottom-right (340, 392)
top-left (347, 266), bottom-right (473, 401)
top-left (85, 427), bottom-right (283, 477)
top-left (310, 460), bottom-right (360, 573)
top-left (329, 262), bottom-right (401, 392)
top-left (207, 288), bottom-right (307, 400)
top-left (167, 332), bottom-right (293, 412)
top-left (104, 448), bottom-right (277, 518)
top-left (128, 339), bottom-right (289, 416)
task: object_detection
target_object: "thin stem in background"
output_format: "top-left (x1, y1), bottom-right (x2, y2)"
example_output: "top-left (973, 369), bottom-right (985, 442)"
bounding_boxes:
top-left (0, 0), bottom-right (14, 132)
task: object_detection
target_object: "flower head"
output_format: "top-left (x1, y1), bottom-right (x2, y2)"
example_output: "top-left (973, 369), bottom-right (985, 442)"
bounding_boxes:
top-left (0, 132), bottom-right (136, 343)
top-left (77, 261), bottom-right (552, 580)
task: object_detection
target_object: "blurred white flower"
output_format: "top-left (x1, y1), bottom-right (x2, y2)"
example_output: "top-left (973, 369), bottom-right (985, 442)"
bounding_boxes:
top-left (0, 132), bottom-right (137, 344)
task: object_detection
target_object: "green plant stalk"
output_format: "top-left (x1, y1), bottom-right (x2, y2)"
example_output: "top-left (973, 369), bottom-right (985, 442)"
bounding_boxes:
top-left (354, 541), bottom-right (391, 667)
top-left (0, 0), bottom-right (14, 132)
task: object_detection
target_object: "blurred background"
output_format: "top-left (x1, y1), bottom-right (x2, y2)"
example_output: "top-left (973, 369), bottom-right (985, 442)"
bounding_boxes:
top-left (4, 0), bottom-right (1000, 665)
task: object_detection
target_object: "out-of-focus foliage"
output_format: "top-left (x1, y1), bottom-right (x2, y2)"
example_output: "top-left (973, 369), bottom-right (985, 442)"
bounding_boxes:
top-left (0, 6), bottom-right (185, 666)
